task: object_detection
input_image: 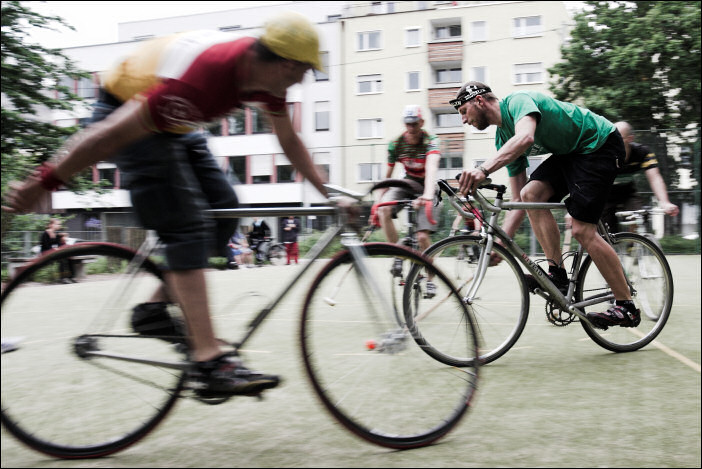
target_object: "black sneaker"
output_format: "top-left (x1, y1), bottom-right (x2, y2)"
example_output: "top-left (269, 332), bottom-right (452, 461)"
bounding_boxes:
top-left (191, 353), bottom-right (281, 397)
top-left (525, 267), bottom-right (568, 295)
top-left (391, 258), bottom-right (403, 278)
top-left (586, 305), bottom-right (641, 330)
top-left (131, 302), bottom-right (186, 344)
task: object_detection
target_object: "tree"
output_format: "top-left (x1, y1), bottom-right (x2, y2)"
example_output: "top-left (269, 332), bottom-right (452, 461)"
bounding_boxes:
top-left (1, 1), bottom-right (89, 236)
top-left (549, 1), bottom-right (701, 132)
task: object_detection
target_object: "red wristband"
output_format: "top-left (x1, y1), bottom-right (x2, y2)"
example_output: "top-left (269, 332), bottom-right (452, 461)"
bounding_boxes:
top-left (37, 163), bottom-right (65, 191)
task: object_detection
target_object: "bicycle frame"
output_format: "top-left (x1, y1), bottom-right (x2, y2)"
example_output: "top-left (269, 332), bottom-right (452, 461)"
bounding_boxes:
top-left (439, 180), bottom-right (617, 324)
top-left (81, 200), bottom-right (401, 369)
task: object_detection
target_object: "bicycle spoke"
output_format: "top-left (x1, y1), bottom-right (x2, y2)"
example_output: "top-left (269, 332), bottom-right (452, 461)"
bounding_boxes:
top-left (301, 244), bottom-right (479, 449)
top-left (1, 244), bottom-right (185, 459)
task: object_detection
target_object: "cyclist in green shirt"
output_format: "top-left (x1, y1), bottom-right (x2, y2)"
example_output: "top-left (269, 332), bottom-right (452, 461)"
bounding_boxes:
top-left (451, 81), bottom-right (640, 330)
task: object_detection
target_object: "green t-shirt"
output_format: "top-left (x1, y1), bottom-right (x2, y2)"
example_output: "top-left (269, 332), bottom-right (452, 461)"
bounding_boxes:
top-left (496, 91), bottom-right (616, 176)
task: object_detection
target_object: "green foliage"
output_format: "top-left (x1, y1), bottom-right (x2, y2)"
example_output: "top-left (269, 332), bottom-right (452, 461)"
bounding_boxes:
top-left (1, 1), bottom-right (95, 238)
top-left (549, 1), bottom-right (701, 131)
top-left (658, 235), bottom-right (701, 254)
top-left (208, 257), bottom-right (229, 270)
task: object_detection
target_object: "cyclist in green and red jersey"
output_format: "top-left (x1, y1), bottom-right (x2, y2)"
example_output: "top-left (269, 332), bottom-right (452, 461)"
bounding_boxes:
top-left (377, 105), bottom-right (441, 296)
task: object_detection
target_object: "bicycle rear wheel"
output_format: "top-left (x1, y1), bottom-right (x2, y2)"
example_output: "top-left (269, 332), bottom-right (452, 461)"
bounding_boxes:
top-left (1, 243), bottom-right (186, 459)
top-left (267, 243), bottom-right (287, 266)
top-left (300, 243), bottom-right (479, 449)
top-left (577, 233), bottom-right (673, 352)
top-left (421, 236), bottom-right (529, 365)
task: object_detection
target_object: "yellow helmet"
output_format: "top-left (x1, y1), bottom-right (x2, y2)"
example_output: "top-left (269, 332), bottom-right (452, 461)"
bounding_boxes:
top-left (260, 12), bottom-right (324, 72)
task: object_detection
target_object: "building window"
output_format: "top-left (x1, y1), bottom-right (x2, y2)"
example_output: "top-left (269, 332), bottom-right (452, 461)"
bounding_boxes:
top-left (405, 28), bottom-right (420, 47)
top-left (407, 71), bottom-right (420, 91)
top-left (314, 51), bottom-right (330, 81)
top-left (315, 101), bottom-right (330, 131)
top-left (226, 109), bottom-right (245, 135)
top-left (513, 16), bottom-right (542, 38)
top-left (97, 163), bottom-right (117, 188)
top-left (313, 152), bottom-right (331, 183)
top-left (57, 76), bottom-right (75, 98)
top-left (251, 106), bottom-right (272, 134)
top-left (371, 2), bottom-right (395, 14)
top-left (357, 74), bottom-right (383, 94)
top-left (357, 31), bottom-right (381, 51)
top-left (358, 163), bottom-right (383, 182)
top-left (252, 175), bottom-right (270, 184)
top-left (227, 156), bottom-right (246, 184)
top-left (438, 153), bottom-right (463, 180)
top-left (470, 66), bottom-right (487, 83)
top-left (470, 21), bottom-right (487, 42)
top-left (205, 120), bottom-right (222, 136)
top-left (435, 67), bottom-right (462, 84)
top-left (251, 154), bottom-right (272, 184)
top-left (436, 112), bottom-right (462, 128)
top-left (434, 24), bottom-right (461, 40)
top-left (77, 76), bottom-right (97, 99)
top-left (357, 118), bottom-right (383, 139)
top-left (514, 62), bottom-right (544, 84)
top-left (276, 155), bottom-right (297, 183)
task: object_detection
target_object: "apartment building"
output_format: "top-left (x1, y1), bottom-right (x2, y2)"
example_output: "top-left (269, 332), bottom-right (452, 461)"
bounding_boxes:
top-left (341, 1), bottom-right (571, 192)
top-left (47, 1), bottom-right (572, 233)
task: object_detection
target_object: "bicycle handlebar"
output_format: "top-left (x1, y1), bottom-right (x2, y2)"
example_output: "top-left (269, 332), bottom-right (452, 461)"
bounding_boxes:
top-left (369, 198), bottom-right (437, 227)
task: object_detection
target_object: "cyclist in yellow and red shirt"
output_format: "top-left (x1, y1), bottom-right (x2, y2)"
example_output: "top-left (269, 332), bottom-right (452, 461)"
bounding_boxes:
top-left (4, 12), bottom-right (328, 397)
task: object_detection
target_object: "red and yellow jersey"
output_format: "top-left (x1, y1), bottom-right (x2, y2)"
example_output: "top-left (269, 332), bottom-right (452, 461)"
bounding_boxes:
top-left (102, 31), bottom-right (286, 134)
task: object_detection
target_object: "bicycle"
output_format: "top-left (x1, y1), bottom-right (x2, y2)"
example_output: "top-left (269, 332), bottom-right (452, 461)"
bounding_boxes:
top-left (0, 182), bottom-right (479, 459)
top-left (368, 178), bottom-right (426, 269)
top-left (615, 207), bottom-right (665, 249)
top-left (408, 177), bottom-right (673, 366)
top-left (615, 208), bottom-right (667, 320)
top-left (251, 235), bottom-right (286, 266)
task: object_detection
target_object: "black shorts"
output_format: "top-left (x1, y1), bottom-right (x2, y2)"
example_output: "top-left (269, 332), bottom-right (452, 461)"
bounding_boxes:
top-left (529, 130), bottom-right (624, 224)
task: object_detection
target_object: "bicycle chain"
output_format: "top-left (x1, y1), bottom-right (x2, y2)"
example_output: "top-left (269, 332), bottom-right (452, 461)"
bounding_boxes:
top-left (545, 302), bottom-right (577, 326)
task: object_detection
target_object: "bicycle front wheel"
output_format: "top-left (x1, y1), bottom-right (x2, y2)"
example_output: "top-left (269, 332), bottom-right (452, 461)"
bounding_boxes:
top-left (1, 243), bottom-right (186, 459)
top-left (300, 243), bottom-right (479, 449)
top-left (577, 233), bottom-right (673, 352)
top-left (421, 236), bottom-right (530, 365)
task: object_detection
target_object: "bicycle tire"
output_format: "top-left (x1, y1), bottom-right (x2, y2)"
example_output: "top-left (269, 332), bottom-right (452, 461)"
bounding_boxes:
top-left (1, 243), bottom-right (186, 459)
top-left (267, 243), bottom-right (287, 266)
top-left (576, 233), bottom-right (673, 352)
top-left (300, 243), bottom-right (479, 449)
top-left (420, 236), bottom-right (530, 365)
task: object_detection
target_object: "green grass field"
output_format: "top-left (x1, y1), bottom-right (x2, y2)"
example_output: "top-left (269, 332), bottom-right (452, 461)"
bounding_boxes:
top-left (2, 255), bottom-right (699, 468)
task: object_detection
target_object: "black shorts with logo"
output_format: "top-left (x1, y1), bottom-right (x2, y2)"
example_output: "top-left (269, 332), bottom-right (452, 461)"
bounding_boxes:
top-left (528, 130), bottom-right (625, 224)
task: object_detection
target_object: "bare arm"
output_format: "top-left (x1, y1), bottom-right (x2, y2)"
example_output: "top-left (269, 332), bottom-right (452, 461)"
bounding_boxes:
top-left (271, 113), bottom-right (327, 197)
top-left (3, 100), bottom-right (151, 213)
top-left (420, 152), bottom-right (440, 201)
top-left (644, 167), bottom-right (679, 216)
top-left (458, 115), bottom-right (537, 194)
top-left (500, 170), bottom-right (528, 239)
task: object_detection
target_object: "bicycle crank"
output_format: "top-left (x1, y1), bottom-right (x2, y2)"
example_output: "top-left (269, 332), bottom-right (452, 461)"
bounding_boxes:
top-left (545, 303), bottom-right (577, 326)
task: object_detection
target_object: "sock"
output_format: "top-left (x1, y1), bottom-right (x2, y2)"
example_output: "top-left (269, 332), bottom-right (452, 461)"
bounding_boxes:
top-left (616, 300), bottom-right (636, 311)
top-left (548, 265), bottom-right (567, 281)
